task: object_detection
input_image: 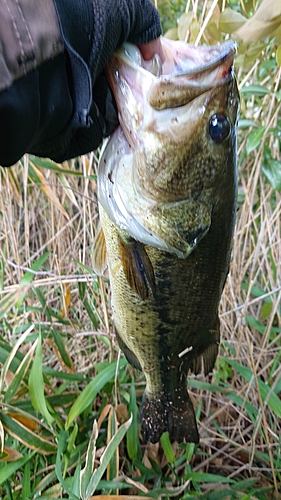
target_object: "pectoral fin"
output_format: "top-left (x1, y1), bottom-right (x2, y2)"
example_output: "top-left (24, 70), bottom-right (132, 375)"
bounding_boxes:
top-left (118, 234), bottom-right (156, 300)
top-left (93, 224), bottom-right (107, 276)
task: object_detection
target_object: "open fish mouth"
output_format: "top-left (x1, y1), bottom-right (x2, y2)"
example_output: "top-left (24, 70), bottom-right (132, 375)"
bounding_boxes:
top-left (107, 37), bottom-right (237, 115)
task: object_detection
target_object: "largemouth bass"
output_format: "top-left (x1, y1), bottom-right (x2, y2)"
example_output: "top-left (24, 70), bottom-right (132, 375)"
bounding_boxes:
top-left (93, 37), bottom-right (239, 444)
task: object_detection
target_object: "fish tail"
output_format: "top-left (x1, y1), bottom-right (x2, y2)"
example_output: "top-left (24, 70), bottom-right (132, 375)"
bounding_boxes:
top-left (140, 390), bottom-right (199, 444)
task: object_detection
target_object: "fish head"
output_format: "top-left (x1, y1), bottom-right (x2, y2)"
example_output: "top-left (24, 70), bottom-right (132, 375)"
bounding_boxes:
top-left (100, 37), bottom-right (240, 257)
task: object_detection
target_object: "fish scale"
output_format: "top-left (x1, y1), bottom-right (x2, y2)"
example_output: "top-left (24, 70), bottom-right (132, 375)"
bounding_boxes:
top-left (93, 37), bottom-right (239, 443)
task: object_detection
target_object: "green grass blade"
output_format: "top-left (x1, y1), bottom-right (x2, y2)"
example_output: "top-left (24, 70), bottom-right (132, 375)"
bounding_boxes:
top-left (126, 380), bottom-right (141, 460)
top-left (55, 430), bottom-right (79, 500)
top-left (71, 457), bottom-right (82, 497)
top-left (185, 472), bottom-right (234, 484)
top-left (19, 251), bottom-right (51, 286)
top-left (0, 412), bottom-right (57, 454)
top-left (0, 324), bottom-right (34, 395)
top-left (66, 358), bottom-right (126, 429)
top-left (51, 328), bottom-right (73, 369)
top-left (80, 422), bottom-right (98, 498)
top-left (4, 341), bottom-right (36, 404)
top-left (22, 460), bottom-right (31, 499)
top-left (28, 333), bottom-right (54, 426)
top-left (84, 414), bottom-right (132, 498)
top-left (226, 359), bottom-right (281, 418)
top-left (240, 84), bottom-right (272, 96)
top-left (160, 431), bottom-right (175, 464)
top-left (0, 452), bottom-right (35, 485)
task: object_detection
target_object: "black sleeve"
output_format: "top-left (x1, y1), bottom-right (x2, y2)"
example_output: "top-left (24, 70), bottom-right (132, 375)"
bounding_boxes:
top-left (0, 0), bottom-right (161, 166)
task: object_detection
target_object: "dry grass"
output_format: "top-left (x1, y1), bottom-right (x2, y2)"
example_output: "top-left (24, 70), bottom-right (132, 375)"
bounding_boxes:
top-left (1, 1), bottom-right (281, 498)
top-left (1, 129), bottom-right (280, 496)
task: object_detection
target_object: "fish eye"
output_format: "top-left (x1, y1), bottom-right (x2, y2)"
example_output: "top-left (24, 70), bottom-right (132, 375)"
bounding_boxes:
top-left (209, 114), bottom-right (230, 143)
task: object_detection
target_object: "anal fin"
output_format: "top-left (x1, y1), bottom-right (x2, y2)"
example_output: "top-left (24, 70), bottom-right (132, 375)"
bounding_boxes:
top-left (115, 329), bottom-right (142, 371)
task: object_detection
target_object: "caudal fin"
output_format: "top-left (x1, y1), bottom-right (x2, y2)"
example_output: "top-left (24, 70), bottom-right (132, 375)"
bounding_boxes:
top-left (140, 390), bottom-right (199, 444)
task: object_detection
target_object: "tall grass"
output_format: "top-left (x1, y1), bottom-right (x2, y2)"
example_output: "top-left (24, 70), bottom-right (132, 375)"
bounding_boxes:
top-left (0, 0), bottom-right (280, 498)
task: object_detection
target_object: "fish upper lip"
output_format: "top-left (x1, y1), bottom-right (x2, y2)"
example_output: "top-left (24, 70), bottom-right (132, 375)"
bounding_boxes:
top-left (170, 41), bottom-right (237, 78)
top-left (112, 39), bottom-right (237, 111)
top-left (118, 39), bottom-right (237, 80)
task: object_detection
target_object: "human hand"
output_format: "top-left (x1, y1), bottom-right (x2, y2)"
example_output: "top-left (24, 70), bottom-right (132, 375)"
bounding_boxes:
top-left (90, 0), bottom-right (163, 145)
top-left (138, 38), bottom-right (165, 63)
top-left (31, 0), bottom-right (163, 163)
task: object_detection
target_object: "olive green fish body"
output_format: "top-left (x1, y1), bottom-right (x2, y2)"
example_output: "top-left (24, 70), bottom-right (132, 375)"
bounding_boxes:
top-left (99, 151), bottom-right (236, 442)
top-left (94, 37), bottom-right (239, 443)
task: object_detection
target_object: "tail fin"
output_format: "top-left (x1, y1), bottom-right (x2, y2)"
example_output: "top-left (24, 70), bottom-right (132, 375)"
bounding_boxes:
top-left (140, 390), bottom-right (199, 444)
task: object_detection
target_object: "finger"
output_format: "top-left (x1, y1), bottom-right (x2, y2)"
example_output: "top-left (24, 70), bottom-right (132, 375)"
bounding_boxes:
top-left (137, 38), bottom-right (165, 63)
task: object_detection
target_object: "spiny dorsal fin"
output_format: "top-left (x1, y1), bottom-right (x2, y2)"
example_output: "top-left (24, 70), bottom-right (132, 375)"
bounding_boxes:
top-left (93, 224), bottom-right (107, 276)
top-left (118, 234), bottom-right (156, 300)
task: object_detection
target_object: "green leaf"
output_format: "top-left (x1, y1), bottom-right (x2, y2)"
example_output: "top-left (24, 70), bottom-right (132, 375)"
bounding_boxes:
top-left (80, 422), bottom-right (98, 498)
top-left (246, 314), bottom-right (266, 334)
top-left (43, 366), bottom-right (89, 381)
top-left (72, 460), bottom-right (82, 498)
top-left (0, 324), bottom-right (34, 398)
top-left (240, 85), bottom-right (271, 96)
top-left (84, 415), bottom-right (132, 498)
top-left (219, 8), bottom-right (246, 34)
top-left (227, 392), bottom-right (258, 422)
top-left (187, 379), bottom-right (223, 392)
top-left (66, 358), bottom-right (126, 429)
top-left (4, 348), bottom-right (33, 404)
top-left (262, 158), bottom-right (281, 190)
top-left (126, 380), bottom-right (141, 460)
top-left (226, 359), bottom-right (281, 418)
top-left (160, 432), bottom-right (175, 464)
top-left (0, 412), bottom-right (56, 453)
top-left (83, 297), bottom-right (99, 329)
top-left (246, 126), bottom-right (266, 154)
top-left (30, 155), bottom-right (84, 176)
top-left (0, 339), bottom-right (23, 374)
top-left (0, 452), bottom-right (35, 485)
top-left (52, 328), bottom-right (73, 369)
top-left (15, 251), bottom-right (51, 308)
top-left (238, 119), bottom-right (258, 129)
top-left (19, 251), bottom-right (51, 286)
top-left (185, 442), bottom-right (196, 462)
top-left (55, 431), bottom-right (79, 500)
top-left (22, 460), bottom-right (31, 499)
top-left (28, 333), bottom-right (54, 426)
top-left (261, 301), bottom-right (273, 320)
top-left (185, 472), bottom-right (234, 483)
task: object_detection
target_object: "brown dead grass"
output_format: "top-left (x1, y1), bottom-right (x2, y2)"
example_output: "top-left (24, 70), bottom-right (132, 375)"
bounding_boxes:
top-left (1, 3), bottom-right (281, 497)
top-left (1, 126), bottom-right (280, 494)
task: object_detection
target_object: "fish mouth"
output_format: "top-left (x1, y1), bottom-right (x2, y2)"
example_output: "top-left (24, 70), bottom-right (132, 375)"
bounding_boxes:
top-left (109, 38), bottom-right (237, 111)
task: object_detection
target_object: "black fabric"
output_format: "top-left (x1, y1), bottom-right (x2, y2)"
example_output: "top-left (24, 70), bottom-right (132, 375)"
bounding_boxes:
top-left (0, 53), bottom-right (73, 167)
top-left (0, 0), bottom-right (162, 166)
top-left (52, 0), bottom-right (94, 127)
